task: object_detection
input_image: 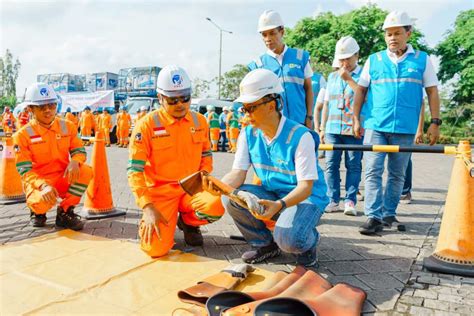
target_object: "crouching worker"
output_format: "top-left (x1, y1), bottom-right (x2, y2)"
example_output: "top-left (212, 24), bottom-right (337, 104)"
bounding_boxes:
top-left (203, 69), bottom-right (329, 267)
top-left (14, 83), bottom-right (93, 230)
top-left (127, 65), bottom-right (224, 258)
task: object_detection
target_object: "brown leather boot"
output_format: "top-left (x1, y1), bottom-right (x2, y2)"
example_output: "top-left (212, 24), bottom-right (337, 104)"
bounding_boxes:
top-left (56, 206), bottom-right (84, 231)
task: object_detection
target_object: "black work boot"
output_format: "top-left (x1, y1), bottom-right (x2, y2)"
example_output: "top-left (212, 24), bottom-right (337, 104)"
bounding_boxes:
top-left (56, 206), bottom-right (84, 231)
top-left (383, 216), bottom-right (407, 231)
top-left (177, 215), bottom-right (203, 246)
top-left (241, 242), bottom-right (281, 264)
top-left (30, 211), bottom-right (47, 227)
top-left (359, 218), bottom-right (383, 235)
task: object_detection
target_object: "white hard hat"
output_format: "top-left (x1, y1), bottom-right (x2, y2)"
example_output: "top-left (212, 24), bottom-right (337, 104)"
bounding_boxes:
top-left (258, 10), bottom-right (284, 32)
top-left (383, 11), bottom-right (412, 30)
top-left (235, 69), bottom-right (284, 104)
top-left (140, 105), bottom-right (148, 112)
top-left (223, 106), bottom-right (229, 111)
top-left (157, 65), bottom-right (192, 97)
top-left (23, 82), bottom-right (58, 106)
top-left (206, 105), bottom-right (215, 111)
top-left (332, 57), bottom-right (340, 68)
top-left (335, 36), bottom-right (360, 60)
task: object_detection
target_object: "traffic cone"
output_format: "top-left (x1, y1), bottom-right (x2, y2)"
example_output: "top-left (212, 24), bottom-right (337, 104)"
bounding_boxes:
top-left (423, 140), bottom-right (474, 276)
top-left (79, 130), bottom-right (126, 219)
top-left (0, 137), bottom-right (26, 204)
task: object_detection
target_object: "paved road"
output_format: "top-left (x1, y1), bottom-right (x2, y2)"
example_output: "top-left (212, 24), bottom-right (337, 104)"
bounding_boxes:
top-left (1, 145), bottom-right (473, 315)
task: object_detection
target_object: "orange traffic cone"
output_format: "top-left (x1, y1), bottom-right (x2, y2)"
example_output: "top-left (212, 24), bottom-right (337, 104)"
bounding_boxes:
top-left (424, 140), bottom-right (474, 276)
top-left (0, 137), bottom-right (26, 204)
top-left (79, 130), bottom-right (126, 219)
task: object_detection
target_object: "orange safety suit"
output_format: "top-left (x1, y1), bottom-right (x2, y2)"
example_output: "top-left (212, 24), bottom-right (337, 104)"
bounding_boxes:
top-left (116, 111), bottom-right (132, 146)
top-left (65, 112), bottom-right (79, 129)
top-left (13, 117), bottom-right (93, 215)
top-left (135, 111), bottom-right (146, 124)
top-left (17, 111), bottom-right (31, 129)
top-left (227, 112), bottom-right (240, 153)
top-left (1, 111), bottom-right (16, 134)
top-left (93, 113), bottom-right (101, 133)
top-left (98, 112), bottom-right (112, 146)
top-left (79, 111), bottom-right (95, 142)
top-left (128, 107), bottom-right (224, 258)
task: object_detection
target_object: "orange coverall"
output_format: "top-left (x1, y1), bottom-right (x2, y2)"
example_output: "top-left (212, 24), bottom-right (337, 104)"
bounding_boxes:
top-left (1, 111), bottom-right (16, 134)
top-left (65, 112), bottom-right (79, 129)
top-left (13, 118), bottom-right (93, 215)
top-left (116, 111), bottom-right (132, 146)
top-left (98, 112), bottom-right (112, 146)
top-left (79, 111), bottom-right (95, 141)
top-left (128, 108), bottom-right (224, 257)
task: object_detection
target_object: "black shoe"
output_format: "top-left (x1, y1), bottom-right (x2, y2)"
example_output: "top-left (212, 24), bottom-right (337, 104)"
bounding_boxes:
top-left (30, 211), bottom-right (46, 227)
top-left (241, 242), bottom-right (281, 264)
top-left (296, 246), bottom-right (318, 267)
top-left (177, 215), bottom-right (203, 246)
top-left (55, 206), bottom-right (84, 231)
top-left (383, 216), bottom-right (406, 231)
top-left (359, 218), bottom-right (383, 235)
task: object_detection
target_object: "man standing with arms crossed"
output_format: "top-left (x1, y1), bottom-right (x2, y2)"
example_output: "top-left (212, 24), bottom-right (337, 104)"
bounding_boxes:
top-left (352, 11), bottom-right (441, 235)
top-left (248, 10), bottom-right (314, 128)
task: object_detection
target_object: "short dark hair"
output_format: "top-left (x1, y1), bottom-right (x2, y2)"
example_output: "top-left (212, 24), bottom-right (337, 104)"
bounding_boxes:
top-left (403, 25), bottom-right (412, 32)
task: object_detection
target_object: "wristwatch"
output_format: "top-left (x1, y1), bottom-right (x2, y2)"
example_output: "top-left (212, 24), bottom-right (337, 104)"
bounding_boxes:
top-left (277, 199), bottom-right (287, 212)
top-left (306, 115), bottom-right (313, 120)
top-left (431, 118), bottom-right (442, 126)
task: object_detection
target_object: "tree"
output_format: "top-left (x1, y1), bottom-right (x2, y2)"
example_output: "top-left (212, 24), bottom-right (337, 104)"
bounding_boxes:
top-left (285, 4), bottom-right (431, 78)
top-left (436, 10), bottom-right (474, 109)
top-left (192, 78), bottom-right (211, 98)
top-left (0, 49), bottom-right (21, 110)
top-left (216, 64), bottom-right (249, 100)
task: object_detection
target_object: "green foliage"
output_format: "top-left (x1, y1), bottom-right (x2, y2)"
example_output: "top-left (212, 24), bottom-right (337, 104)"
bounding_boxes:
top-left (285, 4), bottom-right (431, 78)
top-left (215, 64), bottom-right (249, 100)
top-left (0, 95), bottom-right (17, 113)
top-left (192, 78), bottom-right (211, 98)
top-left (436, 10), bottom-right (474, 108)
top-left (0, 49), bottom-right (21, 98)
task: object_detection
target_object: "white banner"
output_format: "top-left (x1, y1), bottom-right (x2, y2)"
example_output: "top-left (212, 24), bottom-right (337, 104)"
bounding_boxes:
top-left (58, 90), bottom-right (114, 113)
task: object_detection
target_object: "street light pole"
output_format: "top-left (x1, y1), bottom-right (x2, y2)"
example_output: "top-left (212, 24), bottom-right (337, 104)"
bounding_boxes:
top-left (206, 17), bottom-right (232, 100)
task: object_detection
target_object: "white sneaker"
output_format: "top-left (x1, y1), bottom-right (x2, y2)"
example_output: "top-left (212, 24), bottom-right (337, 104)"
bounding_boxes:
top-left (344, 201), bottom-right (357, 216)
top-left (325, 202), bottom-right (341, 213)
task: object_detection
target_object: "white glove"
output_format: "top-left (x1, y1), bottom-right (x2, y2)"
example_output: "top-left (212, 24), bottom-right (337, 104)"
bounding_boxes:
top-left (235, 190), bottom-right (265, 215)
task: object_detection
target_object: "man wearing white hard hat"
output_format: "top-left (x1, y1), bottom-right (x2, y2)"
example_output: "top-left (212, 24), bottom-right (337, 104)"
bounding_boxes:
top-left (127, 65), bottom-right (224, 258)
top-left (248, 10), bottom-right (315, 129)
top-left (203, 69), bottom-right (328, 266)
top-left (13, 82), bottom-right (92, 230)
top-left (320, 36), bottom-right (364, 217)
top-left (352, 11), bottom-right (441, 235)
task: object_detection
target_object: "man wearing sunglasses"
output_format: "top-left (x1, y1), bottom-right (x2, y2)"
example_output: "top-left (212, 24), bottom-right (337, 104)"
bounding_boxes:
top-left (204, 69), bottom-right (328, 266)
top-left (13, 82), bottom-right (92, 230)
top-left (248, 10), bottom-right (314, 129)
top-left (127, 65), bottom-right (224, 258)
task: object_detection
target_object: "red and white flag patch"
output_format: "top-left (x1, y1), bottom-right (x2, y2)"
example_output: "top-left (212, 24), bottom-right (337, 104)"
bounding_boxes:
top-left (30, 135), bottom-right (43, 143)
top-left (153, 127), bottom-right (167, 136)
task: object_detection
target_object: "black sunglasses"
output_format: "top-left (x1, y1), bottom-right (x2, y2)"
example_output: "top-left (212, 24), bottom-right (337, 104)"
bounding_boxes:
top-left (241, 97), bottom-right (277, 114)
top-left (163, 95), bottom-right (191, 105)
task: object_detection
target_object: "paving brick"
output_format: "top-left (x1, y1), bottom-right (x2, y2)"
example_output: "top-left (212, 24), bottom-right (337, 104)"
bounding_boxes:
top-left (327, 275), bottom-right (371, 291)
top-left (356, 259), bottom-right (400, 273)
top-left (356, 273), bottom-right (404, 290)
top-left (366, 289), bottom-right (400, 311)
top-left (410, 306), bottom-right (435, 315)
top-left (324, 261), bottom-right (367, 276)
top-left (437, 293), bottom-right (463, 304)
top-left (423, 298), bottom-right (451, 311)
top-left (398, 295), bottom-right (424, 306)
top-left (417, 276), bottom-right (441, 285)
top-left (414, 289), bottom-right (438, 300)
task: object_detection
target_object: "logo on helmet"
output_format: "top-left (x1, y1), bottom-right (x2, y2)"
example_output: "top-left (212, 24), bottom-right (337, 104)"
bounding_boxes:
top-left (172, 74), bottom-right (183, 87)
top-left (39, 87), bottom-right (49, 97)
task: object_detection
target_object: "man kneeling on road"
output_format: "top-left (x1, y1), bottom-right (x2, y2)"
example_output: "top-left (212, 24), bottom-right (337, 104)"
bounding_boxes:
top-left (127, 65), bottom-right (224, 258)
top-left (14, 83), bottom-right (92, 230)
top-left (204, 69), bottom-right (329, 267)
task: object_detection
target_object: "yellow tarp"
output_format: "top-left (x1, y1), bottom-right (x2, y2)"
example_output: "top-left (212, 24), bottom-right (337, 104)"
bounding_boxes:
top-left (0, 230), bottom-right (275, 315)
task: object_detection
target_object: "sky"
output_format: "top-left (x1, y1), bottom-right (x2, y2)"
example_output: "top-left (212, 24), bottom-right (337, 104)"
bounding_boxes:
top-left (1, 0), bottom-right (472, 98)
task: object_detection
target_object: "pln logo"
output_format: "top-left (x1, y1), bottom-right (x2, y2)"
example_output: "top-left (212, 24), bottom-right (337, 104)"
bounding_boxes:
top-left (39, 87), bottom-right (49, 97)
top-left (172, 74), bottom-right (183, 87)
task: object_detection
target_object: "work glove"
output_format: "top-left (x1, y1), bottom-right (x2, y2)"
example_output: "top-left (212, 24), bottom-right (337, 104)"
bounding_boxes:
top-left (221, 263), bottom-right (255, 280)
top-left (233, 190), bottom-right (265, 216)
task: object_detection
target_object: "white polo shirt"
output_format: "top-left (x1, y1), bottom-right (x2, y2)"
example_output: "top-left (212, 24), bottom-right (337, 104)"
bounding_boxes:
top-left (358, 44), bottom-right (439, 88)
top-left (232, 116), bottom-right (318, 181)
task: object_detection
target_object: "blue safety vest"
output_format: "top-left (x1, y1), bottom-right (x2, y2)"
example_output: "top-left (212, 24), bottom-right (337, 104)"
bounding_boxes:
top-left (325, 68), bottom-right (361, 135)
top-left (248, 47), bottom-right (309, 124)
top-left (363, 49), bottom-right (427, 134)
top-left (246, 118), bottom-right (329, 211)
top-left (311, 72), bottom-right (322, 105)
